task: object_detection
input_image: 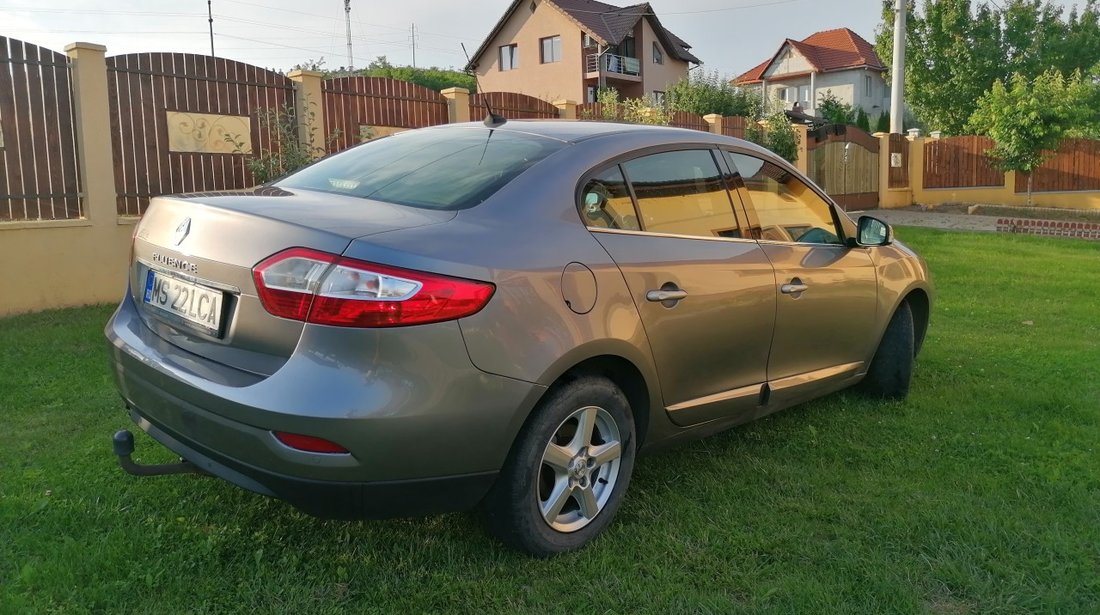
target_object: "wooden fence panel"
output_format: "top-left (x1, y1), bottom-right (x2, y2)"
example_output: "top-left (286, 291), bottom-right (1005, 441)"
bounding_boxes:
top-left (322, 77), bottom-right (448, 153)
top-left (668, 110), bottom-right (709, 132)
top-left (888, 133), bottom-right (909, 189)
top-left (722, 116), bottom-right (748, 139)
top-left (0, 36), bottom-right (82, 221)
top-left (923, 136), bottom-right (1003, 189)
top-left (1014, 138), bottom-right (1100, 193)
top-left (469, 92), bottom-right (559, 121)
top-left (107, 52), bottom-right (294, 216)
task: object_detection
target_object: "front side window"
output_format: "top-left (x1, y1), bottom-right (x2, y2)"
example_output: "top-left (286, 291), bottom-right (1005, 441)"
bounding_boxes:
top-left (276, 128), bottom-right (565, 210)
top-left (620, 150), bottom-right (741, 238)
top-left (652, 41), bottom-right (663, 64)
top-left (499, 44), bottom-right (519, 71)
top-left (540, 36), bottom-right (561, 63)
top-left (725, 151), bottom-right (842, 245)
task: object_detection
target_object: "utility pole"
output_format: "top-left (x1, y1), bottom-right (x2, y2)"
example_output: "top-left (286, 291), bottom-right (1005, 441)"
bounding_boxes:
top-left (344, 0), bottom-right (354, 73)
top-left (207, 0), bottom-right (215, 56)
top-left (890, 0), bottom-right (906, 134)
top-left (410, 23), bottom-right (417, 68)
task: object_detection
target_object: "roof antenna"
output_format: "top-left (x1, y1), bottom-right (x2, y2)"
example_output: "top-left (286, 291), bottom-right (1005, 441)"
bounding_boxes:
top-left (461, 43), bottom-right (507, 128)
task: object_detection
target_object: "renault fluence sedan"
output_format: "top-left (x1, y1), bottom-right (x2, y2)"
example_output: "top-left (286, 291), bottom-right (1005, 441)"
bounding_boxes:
top-left (105, 120), bottom-right (931, 556)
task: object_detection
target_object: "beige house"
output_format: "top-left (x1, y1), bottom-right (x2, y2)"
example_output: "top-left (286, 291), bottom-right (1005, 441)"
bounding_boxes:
top-left (466, 0), bottom-right (701, 104)
top-left (734, 28), bottom-right (888, 119)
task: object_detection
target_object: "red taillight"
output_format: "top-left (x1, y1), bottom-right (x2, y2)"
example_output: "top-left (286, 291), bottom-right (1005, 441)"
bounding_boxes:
top-left (252, 248), bottom-right (495, 328)
top-left (273, 431), bottom-right (349, 454)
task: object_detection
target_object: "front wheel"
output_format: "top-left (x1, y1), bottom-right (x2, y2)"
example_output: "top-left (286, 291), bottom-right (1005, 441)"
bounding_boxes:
top-left (861, 301), bottom-right (915, 399)
top-left (483, 377), bottom-right (636, 557)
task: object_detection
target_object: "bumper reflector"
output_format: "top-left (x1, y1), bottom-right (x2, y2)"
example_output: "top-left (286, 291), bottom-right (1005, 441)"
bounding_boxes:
top-left (273, 431), bottom-right (350, 454)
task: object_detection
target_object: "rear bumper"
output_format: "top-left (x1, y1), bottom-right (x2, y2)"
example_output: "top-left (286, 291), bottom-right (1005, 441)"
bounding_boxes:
top-left (106, 292), bottom-right (544, 518)
top-left (128, 405), bottom-right (497, 519)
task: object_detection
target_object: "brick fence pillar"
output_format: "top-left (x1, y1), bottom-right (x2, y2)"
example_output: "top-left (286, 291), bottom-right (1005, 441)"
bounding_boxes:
top-left (441, 87), bottom-right (471, 124)
top-left (287, 69), bottom-right (325, 157)
top-left (703, 113), bottom-right (723, 135)
top-left (553, 99), bottom-right (577, 119)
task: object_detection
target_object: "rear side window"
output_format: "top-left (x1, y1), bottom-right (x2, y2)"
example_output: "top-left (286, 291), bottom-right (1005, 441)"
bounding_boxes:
top-left (276, 129), bottom-right (566, 210)
top-left (621, 150), bottom-right (741, 239)
top-left (579, 166), bottom-right (639, 230)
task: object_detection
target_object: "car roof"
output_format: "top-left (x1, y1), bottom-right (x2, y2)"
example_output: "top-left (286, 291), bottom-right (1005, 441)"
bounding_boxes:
top-left (423, 119), bottom-right (742, 145)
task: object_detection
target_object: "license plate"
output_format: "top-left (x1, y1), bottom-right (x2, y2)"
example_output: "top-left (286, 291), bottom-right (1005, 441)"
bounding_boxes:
top-left (143, 270), bottom-right (223, 334)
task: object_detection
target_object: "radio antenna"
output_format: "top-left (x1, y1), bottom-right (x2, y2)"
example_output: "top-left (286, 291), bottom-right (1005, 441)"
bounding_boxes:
top-left (461, 43), bottom-right (507, 128)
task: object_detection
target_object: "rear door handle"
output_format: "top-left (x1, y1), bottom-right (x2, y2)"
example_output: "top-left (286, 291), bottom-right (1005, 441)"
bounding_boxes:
top-left (781, 279), bottom-right (808, 295)
top-left (646, 289), bottom-right (688, 302)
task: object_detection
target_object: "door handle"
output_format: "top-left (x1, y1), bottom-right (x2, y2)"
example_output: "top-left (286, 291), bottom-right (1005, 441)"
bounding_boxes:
top-left (781, 282), bottom-right (809, 295)
top-left (646, 289), bottom-right (688, 303)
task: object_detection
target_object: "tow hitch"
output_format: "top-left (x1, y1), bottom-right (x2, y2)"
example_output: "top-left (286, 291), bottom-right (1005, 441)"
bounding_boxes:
top-left (112, 430), bottom-right (209, 477)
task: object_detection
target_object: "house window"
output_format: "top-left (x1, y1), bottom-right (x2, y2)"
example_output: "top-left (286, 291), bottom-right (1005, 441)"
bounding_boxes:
top-left (583, 33), bottom-right (597, 48)
top-left (776, 87), bottom-right (790, 103)
top-left (652, 42), bottom-right (663, 65)
top-left (587, 86), bottom-right (598, 103)
top-left (540, 36), bottom-right (561, 64)
top-left (499, 44), bottom-right (519, 71)
top-left (652, 90), bottom-right (666, 105)
top-left (799, 85), bottom-right (810, 104)
top-left (865, 75), bottom-right (873, 97)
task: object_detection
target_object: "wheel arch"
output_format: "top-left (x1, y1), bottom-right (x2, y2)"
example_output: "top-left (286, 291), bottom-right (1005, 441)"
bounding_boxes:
top-left (904, 287), bottom-right (931, 355)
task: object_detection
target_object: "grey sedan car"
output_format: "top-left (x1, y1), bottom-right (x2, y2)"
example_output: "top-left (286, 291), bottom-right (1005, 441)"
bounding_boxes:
top-left (105, 120), bottom-right (931, 556)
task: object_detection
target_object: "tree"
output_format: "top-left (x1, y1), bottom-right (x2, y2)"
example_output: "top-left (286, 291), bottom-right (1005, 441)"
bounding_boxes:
top-left (876, 0), bottom-right (1100, 134)
top-left (968, 69), bottom-right (1095, 204)
top-left (666, 70), bottom-right (762, 118)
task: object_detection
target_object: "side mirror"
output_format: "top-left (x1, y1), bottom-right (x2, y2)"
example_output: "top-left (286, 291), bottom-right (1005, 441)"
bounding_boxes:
top-left (856, 215), bottom-right (892, 246)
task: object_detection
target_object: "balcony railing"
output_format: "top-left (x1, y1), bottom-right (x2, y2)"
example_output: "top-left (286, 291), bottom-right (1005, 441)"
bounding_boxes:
top-left (585, 53), bottom-right (641, 77)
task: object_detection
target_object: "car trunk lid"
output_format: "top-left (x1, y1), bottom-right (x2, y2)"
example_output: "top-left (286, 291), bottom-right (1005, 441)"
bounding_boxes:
top-left (129, 188), bottom-right (455, 376)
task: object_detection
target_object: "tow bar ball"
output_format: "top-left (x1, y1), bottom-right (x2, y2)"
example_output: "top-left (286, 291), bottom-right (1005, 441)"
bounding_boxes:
top-left (111, 430), bottom-right (209, 477)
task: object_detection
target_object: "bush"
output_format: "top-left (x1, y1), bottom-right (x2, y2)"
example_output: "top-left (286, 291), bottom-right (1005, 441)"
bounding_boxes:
top-left (855, 107), bottom-right (871, 132)
top-left (666, 70), bottom-right (762, 118)
top-left (875, 111), bottom-right (890, 133)
top-left (746, 112), bottom-right (799, 162)
top-left (224, 102), bottom-right (340, 184)
top-left (817, 90), bottom-right (855, 125)
top-left (596, 88), bottom-right (670, 125)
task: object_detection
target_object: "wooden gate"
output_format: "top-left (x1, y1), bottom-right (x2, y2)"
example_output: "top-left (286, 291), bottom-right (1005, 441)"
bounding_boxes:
top-left (807, 124), bottom-right (880, 211)
top-left (0, 36), bottom-right (82, 222)
top-left (107, 53), bottom-right (295, 216)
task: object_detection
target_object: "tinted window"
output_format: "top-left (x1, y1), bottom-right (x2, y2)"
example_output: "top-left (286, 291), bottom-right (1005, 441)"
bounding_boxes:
top-left (726, 152), bottom-right (842, 245)
top-left (277, 129), bottom-right (565, 210)
top-left (579, 166), bottom-right (639, 230)
top-left (622, 150), bottom-right (741, 238)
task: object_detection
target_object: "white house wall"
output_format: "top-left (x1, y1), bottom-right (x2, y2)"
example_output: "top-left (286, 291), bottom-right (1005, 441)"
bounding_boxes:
top-left (762, 44), bottom-right (812, 78)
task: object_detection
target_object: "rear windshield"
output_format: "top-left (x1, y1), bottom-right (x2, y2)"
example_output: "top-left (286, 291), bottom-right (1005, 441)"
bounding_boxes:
top-left (275, 128), bottom-right (566, 210)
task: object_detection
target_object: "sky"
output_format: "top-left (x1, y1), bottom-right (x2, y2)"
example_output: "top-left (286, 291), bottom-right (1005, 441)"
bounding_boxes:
top-left (0, 0), bottom-right (1087, 78)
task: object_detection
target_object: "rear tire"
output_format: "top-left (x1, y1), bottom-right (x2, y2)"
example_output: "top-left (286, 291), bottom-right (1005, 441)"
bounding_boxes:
top-left (861, 301), bottom-right (915, 399)
top-left (483, 377), bottom-right (636, 557)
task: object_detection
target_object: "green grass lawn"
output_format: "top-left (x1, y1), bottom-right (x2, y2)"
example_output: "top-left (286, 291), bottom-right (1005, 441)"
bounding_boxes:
top-left (2, 227), bottom-right (1098, 614)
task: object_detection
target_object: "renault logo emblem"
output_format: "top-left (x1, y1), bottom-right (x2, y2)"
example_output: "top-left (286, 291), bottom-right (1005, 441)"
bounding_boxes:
top-left (172, 217), bottom-right (191, 246)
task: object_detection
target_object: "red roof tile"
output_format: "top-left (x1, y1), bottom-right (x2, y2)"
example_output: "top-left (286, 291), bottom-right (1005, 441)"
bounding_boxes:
top-left (734, 28), bottom-right (885, 85)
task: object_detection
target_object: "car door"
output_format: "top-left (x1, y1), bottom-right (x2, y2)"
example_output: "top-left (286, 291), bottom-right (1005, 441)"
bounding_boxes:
top-left (723, 150), bottom-right (878, 403)
top-left (581, 148), bottom-right (777, 426)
